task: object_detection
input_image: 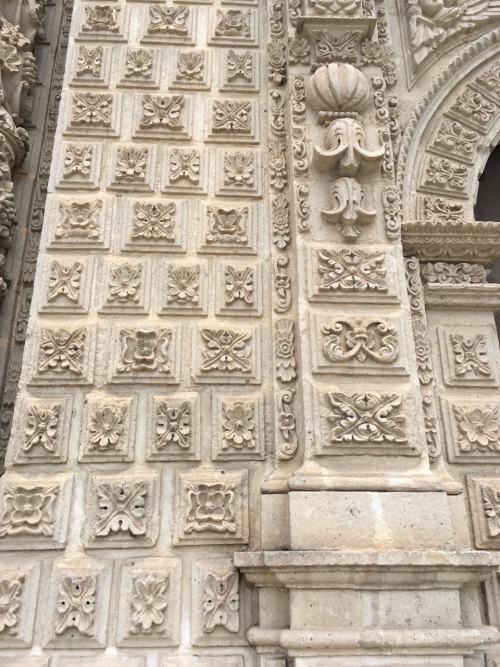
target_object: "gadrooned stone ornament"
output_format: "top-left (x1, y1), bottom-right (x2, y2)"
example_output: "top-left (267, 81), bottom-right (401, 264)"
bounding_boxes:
top-left (305, 62), bottom-right (370, 114)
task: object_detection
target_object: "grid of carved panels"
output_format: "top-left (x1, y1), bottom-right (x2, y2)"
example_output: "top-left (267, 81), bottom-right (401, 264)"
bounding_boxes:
top-left (0, 0), bottom-right (273, 659)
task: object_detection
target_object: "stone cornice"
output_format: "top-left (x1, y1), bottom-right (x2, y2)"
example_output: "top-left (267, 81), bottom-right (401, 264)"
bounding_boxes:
top-left (402, 220), bottom-right (500, 265)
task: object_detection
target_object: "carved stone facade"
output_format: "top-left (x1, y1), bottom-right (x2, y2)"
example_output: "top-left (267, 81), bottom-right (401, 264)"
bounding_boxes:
top-left (3, 0), bottom-right (500, 665)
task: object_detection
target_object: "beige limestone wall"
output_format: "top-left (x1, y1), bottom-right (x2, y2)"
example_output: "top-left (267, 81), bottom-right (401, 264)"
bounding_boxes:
top-left (3, 0), bottom-right (500, 665)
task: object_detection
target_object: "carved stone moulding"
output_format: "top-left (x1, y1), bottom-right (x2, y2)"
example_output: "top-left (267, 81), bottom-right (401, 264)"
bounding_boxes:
top-left (298, 17), bottom-right (376, 69)
top-left (423, 284), bottom-right (500, 310)
top-left (401, 219), bottom-right (500, 265)
top-left (235, 550), bottom-right (500, 655)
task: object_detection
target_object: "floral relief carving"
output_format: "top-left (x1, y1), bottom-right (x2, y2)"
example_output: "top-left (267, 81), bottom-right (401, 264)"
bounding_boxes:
top-left (269, 140), bottom-right (287, 191)
top-left (203, 572), bottom-right (239, 634)
top-left (95, 482), bottom-right (148, 537)
top-left (133, 202), bottom-right (176, 241)
top-left (212, 100), bottom-right (251, 134)
top-left (276, 389), bottom-right (297, 460)
top-left (170, 148), bottom-right (200, 184)
top-left (201, 329), bottom-right (251, 373)
top-left (0, 576), bottom-right (23, 633)
top-left (482, 484), bottom-right (500, 537)
top-left (268, 39), bottom-right (287, 85)
top-left (184, 481), bottom-right (236, 533)
top-left (421, 262), bottom-right (487, 284)
top-left (63, 145), bottom-right (92, 178)
top-left (224, 152), bottom-right (254, 187)
top-left (412, 319), bottom-right (433, 385)
top-left (433, 119), bottom-right (479, 159)
top-left (88, 405), bottom-right (126, 451)
top-left (140, 95), bottom-right (184, 130)
top-left (274, 256), bottom-right (291, 313)
top-left (227, 50), bottom-right (253, 81)
top-left (72, 93), bottom-right (112, 127)
top-left (326, 392), bottom-right (407, 444)
top-left (449, 87), bottom-right (496, 125)
top-left (272, 193), bottom-right (290, 249)
top-left (148, 5), bottom-right (189, 35)
top-left (108, 263), bottom-right (141, 303)
top-left (289, 37), bottom-right (310, 64)
top-left (206, 206), bottom-right (248, 245)
top-left (37, 328), bottom-right (85, 375)
top-left (125, 49), bottom-right (153, 78)
top-left (24, 404), bottom-right (60, 453)
top-left (215, 10), bottom-right (251, 37)
top-left (76, 46), bottom-right (102, 77)
top-left (130, 574), bottom-right (168, 634)
top-left (167, 264), bottom-right (200, 304)
top-left (309, 0), bottom-right (361, 14)
top-left (176, 51), bottom-right (203, 81)
top-left (222, 401), bottom-right (255, 450)
top-left (422, 197), bottom-right (464, 223)
top-left (478, 61), bottom-right (500, 97)
top-left (422, 157), bottom-right (468, 192)
top-left (451, 333), bottom-right (492, 378)
top-left (275, 320), bottom-right (297, 382)
top-left (225, 266), bottom-right (254, 306)
top-left (55, 575), bottom-right (96, 636)
top-left (322, 320), bottom-right (399, 364)
top-left (117, 329), bottom-right (171, 374)
top-left (453, 405), bottom-right (500, 453)
top-left (82, 5), bottom-right (119, 32)
top-left (156, 401), bottom-right (191, 450)
top-left (270, 90), bottom-right (285, 137)
top-left (0, 484), bottom-right (59, 537)
top-left (317, 249), bottom-right (387, 293)
top-left (48, 261), bottom-right (82, 302)
top-left (57, 200), bottom-right (102, 239)
top-left (115, 147), bottom-right (148, 182)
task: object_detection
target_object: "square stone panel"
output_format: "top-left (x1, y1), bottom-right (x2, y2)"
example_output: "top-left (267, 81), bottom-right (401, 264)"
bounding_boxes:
top-left (76, 4), bottom-right (129, 42)
top-left (219, 49), bottom-right (260, 93)
top-left (46, 195), bottom-right (112, 252)
top-left (174, 469), bottom-right (249, 545)
top-left (117, 46), bottom-right (162, 88)
top-left (83, 470), bottom-right (160, 549)
top-left (310, 311), bottom-right (410, 377)
top-left (305, 245), bottom-right (402, 305)
top-left (141, 4), bottom-right (197, 45)
top-left (197, 201), bottom-right (259, 256)
top-left (158, 260), bottom-right (209, 316)
top-left (43, 559), bottom-right (112, 649)
top-left (168, 49), bottom-right (212, 90)
top-left (121, 197), bottom-right (187, 254)
top-left (58, 660), bottom-right (145, 667)
top-left (54, 142), bottom-right (102, 190)
top-left (192, 324), bottom-right (261, 385)
top-left (215, 259), bottom-right (263, 317)
top-left (212, 393), bottom-right (265, 461)
top-left (116, 557), bottom-right (181, 647)
top-left (146, 393), bottom-right (200, 461)
top-left (0, 473), bottom-right (73, 551)
top-left (467, 475), bottom-right (500, 549)
top-left (29, 325), bottom-right (96, 387)
top-left (78, 394), bottom-right (137, 463)
top-left (312, 385), bottom-right (422, 457)
top-left (63, 91), bottom-right (122, 139)
top-left (69, 45), bottom-right (111, 88)
top-left (39, 256), bottom-right (95, 315)
top-left (108, 324), bottom-right (182, 385)
top-left (160, 146), bottom-right (209, 196)
top-left (440, 397), bottom-right (500, 464)
top-left (97, 258), bottom-right (151, 315)
top-left (436, 324), bottom-right (499, 388)
top-left (0, 560), bottom-right (40, 648)
top-left (7, 394), bottom-right (73, 466)
top-left (191, 558), bottom-right (249, 646)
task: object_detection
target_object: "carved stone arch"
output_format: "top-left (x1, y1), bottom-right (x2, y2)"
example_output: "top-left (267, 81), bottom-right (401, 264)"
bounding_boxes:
top-left (397, 28), bottom-right (500, 226)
